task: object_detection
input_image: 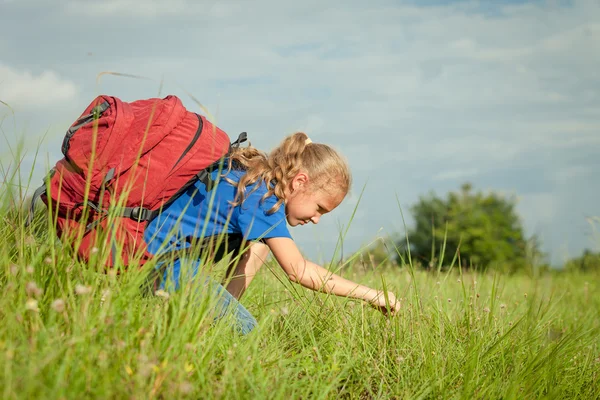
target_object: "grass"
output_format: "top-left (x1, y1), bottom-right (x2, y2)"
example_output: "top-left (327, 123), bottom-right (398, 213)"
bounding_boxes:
top-left (1, 198), bottom-right (599, 399)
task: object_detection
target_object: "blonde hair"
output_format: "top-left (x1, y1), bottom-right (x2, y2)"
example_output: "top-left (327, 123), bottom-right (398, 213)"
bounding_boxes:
top-left (224, 132), bottom-right (351, 214)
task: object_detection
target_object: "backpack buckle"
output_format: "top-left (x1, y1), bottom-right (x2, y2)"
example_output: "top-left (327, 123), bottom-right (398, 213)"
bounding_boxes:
top-left (130, 207), bottom-right (149, 221)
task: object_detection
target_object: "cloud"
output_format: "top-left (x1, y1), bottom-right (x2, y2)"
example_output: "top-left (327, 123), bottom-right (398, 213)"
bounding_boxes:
top-left (0, 63), bottom-right (78, 109)
top-left (1, 0), bottom-right (599, 265)
top-left (433, 168), bottom-right (480, 182)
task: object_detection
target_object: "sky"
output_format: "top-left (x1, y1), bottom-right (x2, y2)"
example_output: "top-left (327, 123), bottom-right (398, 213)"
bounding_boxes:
top-left (1, 0), bottom-right (599, 267)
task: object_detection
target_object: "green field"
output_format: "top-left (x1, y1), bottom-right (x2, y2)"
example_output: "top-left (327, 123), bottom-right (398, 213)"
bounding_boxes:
top-left (1, 198), bottom-right (599, 399)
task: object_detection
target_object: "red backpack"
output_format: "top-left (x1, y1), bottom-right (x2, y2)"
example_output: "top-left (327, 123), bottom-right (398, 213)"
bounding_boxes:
top-left (27, 94), bottom-right (246, 268)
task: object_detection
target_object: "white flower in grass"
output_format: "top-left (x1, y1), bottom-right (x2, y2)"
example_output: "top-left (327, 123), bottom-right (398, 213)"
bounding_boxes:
top-left (90, 247), bottom-right (99, 255)
top-left (75, 284), bottom-right (92, 295)
top-left (154, 290), bottom-right (170, 299)
top-left (26, 265), bottom-right (34, 274)
top-left (179, 381), bottom-right (193, 394)
top-left (51, 298), bottom-right (66, 313)
top-left (100, 289), bottom-right (111, 305)
top-left (483, 307), bottom-right (491, 313)
top-left (26, 281), bottom-right (43, 298)
top-left (25, 298), bottom-right (39, 312)
top-left (9, 264), bottom-right (19, 276)
top-left (24, 235), bottom-right (36, 246)
top-left (44, 257), bottom-right (53, 265)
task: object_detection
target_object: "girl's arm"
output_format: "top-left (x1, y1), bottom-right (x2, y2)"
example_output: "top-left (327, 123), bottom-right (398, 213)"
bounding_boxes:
top-left (264, 237), bottom-right (400, 314)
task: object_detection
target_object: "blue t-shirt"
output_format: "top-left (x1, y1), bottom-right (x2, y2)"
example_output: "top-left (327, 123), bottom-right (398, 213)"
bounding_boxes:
top-left (144, 168), bottom-right (291, 256)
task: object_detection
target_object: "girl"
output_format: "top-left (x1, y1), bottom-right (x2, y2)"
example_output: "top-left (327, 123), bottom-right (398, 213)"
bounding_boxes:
top-left (143, 132), bottom-right (400, 334)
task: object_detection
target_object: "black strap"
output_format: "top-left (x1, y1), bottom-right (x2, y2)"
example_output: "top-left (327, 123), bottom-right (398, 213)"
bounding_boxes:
top-left (85, 205), bottom-right (158, 233)
top-left (62, 101), bottom-right (110, 156)
top-left (120, 206), bottom-right (158, 221)
top-left (230, 132), bottom-right (247, 152)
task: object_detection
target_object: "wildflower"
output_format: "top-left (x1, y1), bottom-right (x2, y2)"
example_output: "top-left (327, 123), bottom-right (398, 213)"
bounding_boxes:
top-left (51, 299), bottom-right (66, 313)
top-left (44, 257), bottom-right (53, 265)
top-left (25, 298), bottom-right (39, 312)
top-left (75, 284), bottom-right (92, 295)
top-left (90, 247), bottom-right (99, 254)
top-left (280, 306), bottom-right (289, 316)
top-left (26, 281), bottom-right (43, 298)
top-left (26, 265), bottom-right (34, 274)
top-left (179, 381), bottom-right (193, 394)
top-left (155, 290), bottom-right (169, 299)
top-left (97, 351), bottom-right (108, 368)
top-left (500, 303), bottom-right (506, 309)
top-left (447, 298), bottom-right (452, 303)
top-left (457, 279), bottom-right (461, 283)
top-left (483, 307), bottom-right (491, 313)
top-left (397, 356), bottom-right (405, 363)
top-left (524, 293), bottom-right (528, 298)
top-left (137, 361), bottom-right (153, 378)
top-left (9, 264), bottom-right (19, 276)
top-left (436, 281), bottom-right (440, 286)
top-left (100, 289), bottom-right (111, 305)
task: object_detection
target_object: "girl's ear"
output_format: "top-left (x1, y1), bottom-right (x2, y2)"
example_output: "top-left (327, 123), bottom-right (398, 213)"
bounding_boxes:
top-left (291, 171), bottom-right (309, 191)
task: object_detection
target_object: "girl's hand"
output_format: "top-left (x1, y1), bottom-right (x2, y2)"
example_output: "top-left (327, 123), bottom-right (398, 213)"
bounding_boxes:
top-left (368, 291), bottom-right (400, 316)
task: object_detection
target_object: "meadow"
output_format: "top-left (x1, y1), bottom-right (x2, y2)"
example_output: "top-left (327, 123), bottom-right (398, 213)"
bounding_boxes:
top-left (1, 191), bottom-right (599, 399)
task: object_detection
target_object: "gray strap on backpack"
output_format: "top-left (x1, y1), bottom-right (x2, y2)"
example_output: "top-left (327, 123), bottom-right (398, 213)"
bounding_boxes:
top-left (25, 184), bottom-right (47, 227)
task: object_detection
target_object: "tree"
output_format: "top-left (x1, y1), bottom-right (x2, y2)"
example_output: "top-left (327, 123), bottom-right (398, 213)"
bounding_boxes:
top-left (396, 183), bottom-right (544, 273)
top-left (564, 249), bottom-right (600, 273)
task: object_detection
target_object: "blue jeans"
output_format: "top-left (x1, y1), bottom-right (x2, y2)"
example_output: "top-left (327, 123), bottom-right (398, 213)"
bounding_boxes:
top-left (156, 257), bottom-right (257, 335)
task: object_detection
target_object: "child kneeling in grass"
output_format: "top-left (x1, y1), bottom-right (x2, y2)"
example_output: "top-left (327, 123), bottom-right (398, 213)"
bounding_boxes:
top-left (143, 132), bottom-right (400, 333)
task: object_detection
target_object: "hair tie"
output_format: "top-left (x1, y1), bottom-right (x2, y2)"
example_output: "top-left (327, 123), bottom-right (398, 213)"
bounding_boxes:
top-left (305, 137), bottom-right (312, 145)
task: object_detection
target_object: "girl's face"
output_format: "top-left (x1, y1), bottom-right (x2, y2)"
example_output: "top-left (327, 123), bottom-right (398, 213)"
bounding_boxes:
top-left (284, 172), bottom-right (345, 227)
